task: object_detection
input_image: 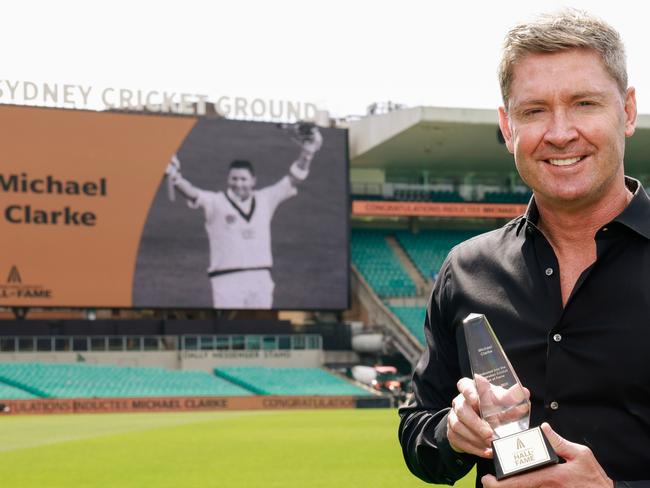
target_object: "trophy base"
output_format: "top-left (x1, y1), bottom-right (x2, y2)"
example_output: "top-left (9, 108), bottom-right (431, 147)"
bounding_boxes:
top-left (492, 426), bottom-right (559, 480)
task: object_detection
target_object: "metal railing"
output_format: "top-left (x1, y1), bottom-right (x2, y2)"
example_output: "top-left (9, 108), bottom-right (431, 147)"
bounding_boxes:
top-left (0, 334), bottom-right (322, 353)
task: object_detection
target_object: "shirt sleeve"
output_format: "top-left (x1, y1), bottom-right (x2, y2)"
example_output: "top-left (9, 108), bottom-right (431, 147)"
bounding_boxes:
top-left (258, 176), bottom-right (298, 214)
top-left (186, 189), bottom-right (216, 222)
top-left (398, 253), bottom-right (477, 484)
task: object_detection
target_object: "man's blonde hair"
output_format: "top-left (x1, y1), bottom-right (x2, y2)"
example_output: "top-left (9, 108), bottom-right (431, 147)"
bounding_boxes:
top-left (499, 9), bottom-right (627, 108)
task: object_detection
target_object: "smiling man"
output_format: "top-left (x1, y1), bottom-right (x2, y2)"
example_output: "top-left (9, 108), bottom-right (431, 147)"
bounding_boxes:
top-left (399, 10), bottom-right (650, 488)
top-left (166, 126), bottom-right (322, 309)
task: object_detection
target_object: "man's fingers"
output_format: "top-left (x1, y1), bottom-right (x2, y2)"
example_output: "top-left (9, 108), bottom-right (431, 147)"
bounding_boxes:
top-left (541, 422), bottom-right (577, 459)
top-left (448, 410), bottom-right (493, 458)
top-left (448, 410), bottom-right (493, 457)
top-left (449, 392), bottom-right (493, 441)
top-left (457, 377), bottom-right (480, 408)
top-left (455, 402), bottom-right (494, 440)
top-left (450, 377), bottom-right (495, 458)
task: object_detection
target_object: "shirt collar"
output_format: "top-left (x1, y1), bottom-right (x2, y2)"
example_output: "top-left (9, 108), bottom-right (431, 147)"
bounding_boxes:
top-left (520, 176), bottom-right (650, 240)
top-left (614, 177), bottom-right (650, 240)
top-left (226, 188), bottom-right (254, 209)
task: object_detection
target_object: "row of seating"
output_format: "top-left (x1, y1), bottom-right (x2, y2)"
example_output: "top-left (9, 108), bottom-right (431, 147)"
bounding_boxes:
top-left (214, 367), bottom-right (373, 396)
top-left (352, 229), bottom-right (479, 348)
top-left (0, 363), bottom-right (372, 400)
top-left (0, 382), bottom-right (37, 400)
top-left (484, 191), bottom-right (532, 204)
top-left (351, 230), bottom-right (417, 297)
top-left (393, 189), bottom-right (464, 202)
top-left (395, 229), bottom-right (481, 280)
top-left (389, 306), bottom-right (427, 346)
top-left (0, 362), bottom-right (251, 398)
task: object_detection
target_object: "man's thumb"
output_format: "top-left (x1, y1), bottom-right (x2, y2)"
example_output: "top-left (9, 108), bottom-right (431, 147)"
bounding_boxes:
top-left (541, 422), bottom-right (576, 459)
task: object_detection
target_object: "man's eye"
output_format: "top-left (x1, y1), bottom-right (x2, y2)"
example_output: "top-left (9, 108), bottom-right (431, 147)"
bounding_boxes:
top-left (523, 109), bottom-right (543, 117)
top-left (578, 101), bottom-right (595, 107)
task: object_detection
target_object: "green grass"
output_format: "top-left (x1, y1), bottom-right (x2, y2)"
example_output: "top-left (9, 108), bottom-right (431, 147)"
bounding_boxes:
top-left (0, 409), bottom-right (476, 487)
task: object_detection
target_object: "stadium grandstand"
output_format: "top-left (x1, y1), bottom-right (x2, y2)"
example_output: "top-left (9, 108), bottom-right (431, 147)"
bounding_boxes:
top-left (2, 103), bottom-right (650, 413)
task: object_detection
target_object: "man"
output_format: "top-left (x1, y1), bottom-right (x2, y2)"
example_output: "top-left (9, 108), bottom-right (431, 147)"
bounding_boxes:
top-left (399, 10), bottom-right (650, 487)
top-left (166, 124), bottom-right (322, 309)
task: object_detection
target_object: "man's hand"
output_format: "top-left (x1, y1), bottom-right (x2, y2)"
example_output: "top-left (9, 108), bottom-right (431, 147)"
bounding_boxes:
top-left (447, 377), bottom-right (495, 458)
top-left (166, 154), bottom-right (181, 202)
top-left (301, 127), bottom-right (323, 155)
top-left (166, 154), bottom-right (181, 178)
top-left (481, 423), bottom-right (613, 488)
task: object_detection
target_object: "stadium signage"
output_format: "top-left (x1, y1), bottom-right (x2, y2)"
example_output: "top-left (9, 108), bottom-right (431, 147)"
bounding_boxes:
top-left (0, 395), bottom-right (359, 415)
top-left (0, 79), bottom-right (319, 120)
top-left (352, 200), bottom-right (528, 219)
top-left (182, 350), bottom-right (292, 360)
top-left (1, 173), bottom-right (108, 226)
top-left (0, 266), bottom-right (52, 300)
top-left (0, 105), bottom-right (349, 310)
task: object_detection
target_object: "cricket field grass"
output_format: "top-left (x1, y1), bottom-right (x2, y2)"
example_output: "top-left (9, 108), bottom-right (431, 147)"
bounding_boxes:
top-left (0, 408), bottom-right (476, 487)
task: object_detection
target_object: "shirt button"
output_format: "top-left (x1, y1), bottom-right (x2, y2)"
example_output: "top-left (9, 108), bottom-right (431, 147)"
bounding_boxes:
top-left (550, 401), bottom-right (559, 410)
top-left (553, 333), bottom-right (562, 342)
top-left (545, 267), bottom-right (554, 276)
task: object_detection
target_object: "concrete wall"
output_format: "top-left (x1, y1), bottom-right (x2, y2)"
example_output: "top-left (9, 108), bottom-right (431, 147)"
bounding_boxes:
top-left (180, 350), bottom-right (323, 372)
top-left (0, 350), bottom-right (324, 372)
top-left (0, 352), bottom-right (180, 369)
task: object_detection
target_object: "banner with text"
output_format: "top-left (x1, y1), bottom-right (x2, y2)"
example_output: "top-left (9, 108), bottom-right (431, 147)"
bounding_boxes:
top-left (352, 200), bottom-right (527, 218)
top-left (0, 106), bottom-right (349, 310)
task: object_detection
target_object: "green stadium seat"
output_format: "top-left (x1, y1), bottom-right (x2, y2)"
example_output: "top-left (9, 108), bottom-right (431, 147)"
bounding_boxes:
top-left (389, 306), bottom-right (427, 345)
top-left (214, 367), bottom-right (374, 396)
top-left (0, 362), bottom-right (253, 399)
top-left (483, 191), bottom-right (532, 204)
top-left (351, 230), bottom-right (417, 297)
top-left (0, 381), bottom-right (37, 400)
top-left (395, 229), bottom-right (481, 280)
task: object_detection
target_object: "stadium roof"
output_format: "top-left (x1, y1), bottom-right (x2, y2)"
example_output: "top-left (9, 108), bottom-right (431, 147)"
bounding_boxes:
top-left (349, 106), bottom-right (650, 177)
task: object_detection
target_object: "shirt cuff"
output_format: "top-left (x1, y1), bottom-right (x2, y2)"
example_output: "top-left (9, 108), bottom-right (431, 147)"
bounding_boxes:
top-left (422, 409), bottom-right (476, 483)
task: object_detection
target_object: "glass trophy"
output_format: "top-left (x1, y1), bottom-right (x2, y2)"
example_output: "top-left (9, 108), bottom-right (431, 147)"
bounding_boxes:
top-left (462, 313), bottom-right (558, 479)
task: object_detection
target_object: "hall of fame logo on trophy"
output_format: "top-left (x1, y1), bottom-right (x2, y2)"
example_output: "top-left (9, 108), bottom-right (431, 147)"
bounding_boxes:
top-left (462, 313), bottom-right (559, 479)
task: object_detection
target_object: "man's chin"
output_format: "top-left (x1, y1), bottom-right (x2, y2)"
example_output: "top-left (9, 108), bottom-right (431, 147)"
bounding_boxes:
top-left (535, 188), bottom-right (602, 209)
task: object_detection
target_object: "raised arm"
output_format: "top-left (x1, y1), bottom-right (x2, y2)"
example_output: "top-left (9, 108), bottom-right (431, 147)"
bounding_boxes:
top-left (288, 126), bottom-right (322, 187)
top-left (165, 154), bottom-right (200, 202)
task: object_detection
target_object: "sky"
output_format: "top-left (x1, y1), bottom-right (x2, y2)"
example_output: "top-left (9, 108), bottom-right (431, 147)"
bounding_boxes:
top-left (3, 0), bottom-right (648, 118)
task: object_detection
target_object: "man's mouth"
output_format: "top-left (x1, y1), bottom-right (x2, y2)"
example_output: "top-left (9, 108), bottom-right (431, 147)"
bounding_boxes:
top-left (545, 156), bottom-right (585, 167)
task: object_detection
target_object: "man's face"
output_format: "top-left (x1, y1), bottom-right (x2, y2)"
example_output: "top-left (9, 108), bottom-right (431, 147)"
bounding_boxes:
top-left (227, 168), bottom-right (256, 200)
top-left (498, 48), bottom-right (637, 210)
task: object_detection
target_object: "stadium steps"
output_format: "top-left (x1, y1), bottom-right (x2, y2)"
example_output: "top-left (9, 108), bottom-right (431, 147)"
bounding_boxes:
top-left (214, 367), bottom-right (375, 396)
top-left (395, 229), bottom-right (481, 282)
top-left (213, 369), bottom-right (266, 395)
top-left (351, 230), bottom-right (417, 298)
top-left (388, 306), bottom-right (427, 346)
top-left (384, 235), bottom-right (429, 294)
top-left (0, 374), bottom-right (51, 398)
top-left (351, 266), bottom-right (423, 366)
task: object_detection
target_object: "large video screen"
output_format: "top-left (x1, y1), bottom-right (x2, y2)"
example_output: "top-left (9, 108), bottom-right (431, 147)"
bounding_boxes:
top-left (0, 106), bottom-right (349, 310)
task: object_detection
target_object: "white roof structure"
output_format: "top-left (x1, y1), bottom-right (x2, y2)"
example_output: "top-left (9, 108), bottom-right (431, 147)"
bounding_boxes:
top-left (349, 106), bottom-right (650, 178)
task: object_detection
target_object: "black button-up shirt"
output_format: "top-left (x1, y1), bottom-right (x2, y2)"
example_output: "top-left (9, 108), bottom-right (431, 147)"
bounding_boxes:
top-left (399, 177), bottom-right (650, 487)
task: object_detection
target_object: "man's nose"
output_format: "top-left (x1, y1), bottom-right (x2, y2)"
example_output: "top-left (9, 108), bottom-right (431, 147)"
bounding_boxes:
top-left (543, 110), bottom-right (579, 148)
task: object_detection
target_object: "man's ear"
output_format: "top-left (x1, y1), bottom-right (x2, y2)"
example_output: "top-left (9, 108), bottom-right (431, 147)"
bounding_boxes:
top-left (498, 106), bottom-right (514, 154)
top-left (624, 87), bottom-right (637, 138)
